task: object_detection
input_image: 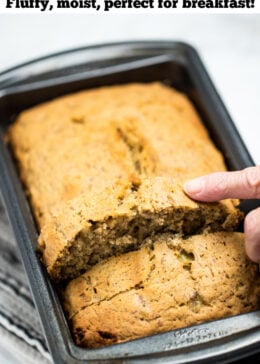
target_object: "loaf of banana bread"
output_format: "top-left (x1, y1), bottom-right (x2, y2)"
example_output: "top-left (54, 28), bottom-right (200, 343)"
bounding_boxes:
top-left (8, 83), bottom-right (242, 282)
top-left (9, 82), bottom-right (259, 350)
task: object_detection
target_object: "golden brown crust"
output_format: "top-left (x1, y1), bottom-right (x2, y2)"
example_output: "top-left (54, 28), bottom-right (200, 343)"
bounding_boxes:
top-left (8, 82), bottom-right (227, 227)
top-left (63, 232), bottom-right (260, 348)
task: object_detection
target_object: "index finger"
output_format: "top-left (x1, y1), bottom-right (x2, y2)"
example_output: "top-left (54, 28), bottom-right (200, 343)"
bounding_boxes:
top-left (184, 166), bottom-right (260, 202)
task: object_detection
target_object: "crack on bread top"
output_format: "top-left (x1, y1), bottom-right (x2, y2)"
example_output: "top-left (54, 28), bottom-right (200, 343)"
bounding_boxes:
top-left (115, 122), bottom-right (158, 178)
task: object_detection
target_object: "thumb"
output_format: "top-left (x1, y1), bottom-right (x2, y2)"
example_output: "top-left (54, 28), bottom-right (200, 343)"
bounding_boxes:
top-left (184, 166), bottom-right (260, 202)
top-left (244, 207), bottom-right (260, 263)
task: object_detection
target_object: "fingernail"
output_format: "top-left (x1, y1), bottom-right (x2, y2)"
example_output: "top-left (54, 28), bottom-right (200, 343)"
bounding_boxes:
top-left (184, 178), bottom-right (205, 195)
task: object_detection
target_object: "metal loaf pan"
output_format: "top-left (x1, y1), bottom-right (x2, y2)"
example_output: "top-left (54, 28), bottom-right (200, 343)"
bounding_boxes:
top-left (0, 41), bottom-right (260, 364)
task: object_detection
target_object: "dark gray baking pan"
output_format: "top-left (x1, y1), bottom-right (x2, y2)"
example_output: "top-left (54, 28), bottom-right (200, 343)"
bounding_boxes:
top-left (0, 41), bottom-right (260, 364)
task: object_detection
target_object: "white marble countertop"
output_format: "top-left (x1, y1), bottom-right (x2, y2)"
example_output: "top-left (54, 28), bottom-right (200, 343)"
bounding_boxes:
top-left (0, 14), bottom-right (259, 363)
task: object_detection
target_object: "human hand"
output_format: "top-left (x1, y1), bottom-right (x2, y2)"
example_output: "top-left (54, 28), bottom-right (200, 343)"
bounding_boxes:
top-left (184, 166), bottom-right (260, 263)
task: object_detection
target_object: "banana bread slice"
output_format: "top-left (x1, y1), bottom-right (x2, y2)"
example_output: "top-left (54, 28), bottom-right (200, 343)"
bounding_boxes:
top-left (63, 232), bottom-right (260, 348)
top-left (39, 178), bottom-right (242, 281)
